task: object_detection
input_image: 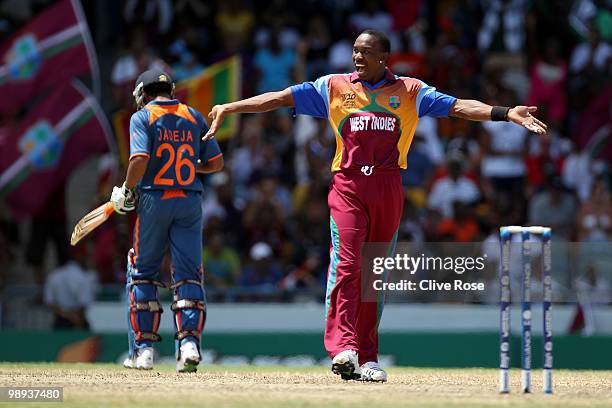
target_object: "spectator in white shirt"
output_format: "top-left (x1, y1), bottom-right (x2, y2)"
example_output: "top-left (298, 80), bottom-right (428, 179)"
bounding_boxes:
top-left (479, 90), bottom-right (528, 206)
top-left (428, 151), bottom-right (480, 218)
top-left (44, 244), bottom-right (97, 330)
top-left (528, 177), bottom-right (577, 240)
top-left (349, 0), bottom-right (393, 35)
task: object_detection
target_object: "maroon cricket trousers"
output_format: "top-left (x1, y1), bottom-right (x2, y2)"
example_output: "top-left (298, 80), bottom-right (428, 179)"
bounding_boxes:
top-left (324, 169), bottom-right (403, 364)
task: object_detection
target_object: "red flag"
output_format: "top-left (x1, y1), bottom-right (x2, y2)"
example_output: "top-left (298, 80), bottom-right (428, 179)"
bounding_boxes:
top-left (0, 0), bottom-right (99, 113)
top-left (0, 80), bottom-right (114, 218)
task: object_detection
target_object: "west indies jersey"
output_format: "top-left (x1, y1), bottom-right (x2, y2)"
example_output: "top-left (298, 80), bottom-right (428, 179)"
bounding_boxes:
top-left (290, 68), bottom-right (456, 173)
top-left (129, 99), bottom-right (221, 192)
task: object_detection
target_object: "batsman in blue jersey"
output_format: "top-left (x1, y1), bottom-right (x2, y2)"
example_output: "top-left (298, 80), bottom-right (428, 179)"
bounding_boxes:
top-left (110, 69), bottom-right (224, 372)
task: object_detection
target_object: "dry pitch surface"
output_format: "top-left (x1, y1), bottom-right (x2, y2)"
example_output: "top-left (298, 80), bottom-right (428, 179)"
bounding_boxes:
top-left (1, 363), bottom-right (611, 407)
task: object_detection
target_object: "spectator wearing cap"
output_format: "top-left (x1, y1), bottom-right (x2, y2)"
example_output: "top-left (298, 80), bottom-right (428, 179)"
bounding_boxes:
top-left (240, 242), bottom-right (283, 288)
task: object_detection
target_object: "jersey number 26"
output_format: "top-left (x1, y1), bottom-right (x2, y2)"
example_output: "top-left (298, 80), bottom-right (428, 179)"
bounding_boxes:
top-left (153, 143), bottom-right (195, 186)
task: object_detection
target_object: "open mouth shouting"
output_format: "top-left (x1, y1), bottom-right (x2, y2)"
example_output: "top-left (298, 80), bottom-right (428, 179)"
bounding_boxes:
top-left (354, 63), bottom-right (367, 75)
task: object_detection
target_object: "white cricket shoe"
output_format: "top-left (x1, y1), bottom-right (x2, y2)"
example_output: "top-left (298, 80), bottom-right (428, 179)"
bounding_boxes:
top-left (331, 349), bottom-right (359, 380)
top-left (359, 361), bottom-right (387, 382)
top-left (123, 347), bottom-right (154, 370)
top-left (176, 340), bottom-right (200, 373)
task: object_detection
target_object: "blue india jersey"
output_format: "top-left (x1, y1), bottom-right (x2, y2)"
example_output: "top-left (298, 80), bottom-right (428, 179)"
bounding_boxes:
top-left (129, 99), bottom-right (222, 191)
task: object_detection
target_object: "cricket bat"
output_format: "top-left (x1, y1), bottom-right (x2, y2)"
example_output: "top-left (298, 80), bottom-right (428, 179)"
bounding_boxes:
top-left (70, 202), bottom-right (115, 246)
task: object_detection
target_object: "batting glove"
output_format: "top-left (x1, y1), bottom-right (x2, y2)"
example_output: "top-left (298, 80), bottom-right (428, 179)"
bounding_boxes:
top-left (110, 183), bottom-right (136, 214)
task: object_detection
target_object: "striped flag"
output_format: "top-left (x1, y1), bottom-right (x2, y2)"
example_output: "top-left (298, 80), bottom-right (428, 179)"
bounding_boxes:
top-left (0, 0), bottom-right (99, 113)
top-left (112, 56), bottom-right (241, 169)
top-left (175, 56), bottom-right (241, 141)
top-left (0, 80), bottom-right (114, 218)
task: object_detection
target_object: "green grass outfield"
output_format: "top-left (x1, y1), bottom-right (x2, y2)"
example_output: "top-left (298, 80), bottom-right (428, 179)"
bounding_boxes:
top-left (1, 363), bottom-right (611, 407)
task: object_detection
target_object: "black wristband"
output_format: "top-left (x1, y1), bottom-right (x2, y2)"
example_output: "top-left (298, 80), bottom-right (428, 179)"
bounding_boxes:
top-left (491, 106), bottom-right (510, 121)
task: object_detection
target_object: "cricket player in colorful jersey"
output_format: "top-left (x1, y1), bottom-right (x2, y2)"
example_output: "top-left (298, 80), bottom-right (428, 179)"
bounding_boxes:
top-left (110, 69), bottom-right (224, 372)
top-left (204, 30), bottom-right (547, 381)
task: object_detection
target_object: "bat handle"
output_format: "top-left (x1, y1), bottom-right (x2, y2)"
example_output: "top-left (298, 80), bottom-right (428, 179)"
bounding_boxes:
top-left (104, 202), bottom-right (115, 217)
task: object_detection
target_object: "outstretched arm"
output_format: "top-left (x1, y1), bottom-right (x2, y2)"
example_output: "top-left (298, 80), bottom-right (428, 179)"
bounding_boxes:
top-left (449, 99), bottom-right (548, 134)
top-left (204, 88), bottom-right (295, 139)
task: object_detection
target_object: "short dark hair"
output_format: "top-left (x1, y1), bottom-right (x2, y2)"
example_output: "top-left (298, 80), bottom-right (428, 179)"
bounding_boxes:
top-left (144, 82), bottom-right (173, 98)
top-left (360, 29), bottom-right (390, 53)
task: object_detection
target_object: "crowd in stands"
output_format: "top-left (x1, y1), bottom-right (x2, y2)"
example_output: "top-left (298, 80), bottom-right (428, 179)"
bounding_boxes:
top-left (0, 0), bottom-right (610, 306)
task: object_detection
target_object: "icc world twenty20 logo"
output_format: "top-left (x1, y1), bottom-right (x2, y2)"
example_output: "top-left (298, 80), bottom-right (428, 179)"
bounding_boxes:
top-left (19, 121), bottom-right (63, 169)
top-left (5, 34), bottom-right (42, 81)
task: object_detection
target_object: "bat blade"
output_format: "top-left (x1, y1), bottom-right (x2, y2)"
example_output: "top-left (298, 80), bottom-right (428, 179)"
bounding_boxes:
top-left (70, 202), bottom-right (115, 246)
